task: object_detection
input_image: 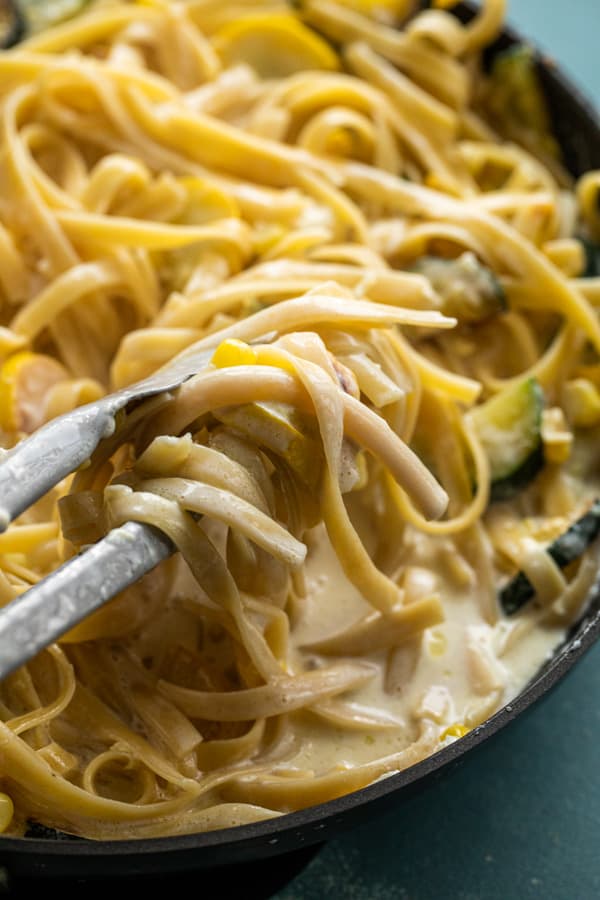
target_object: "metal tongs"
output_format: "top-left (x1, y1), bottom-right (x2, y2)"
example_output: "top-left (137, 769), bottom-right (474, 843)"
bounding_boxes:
top-left (0, 346), bottom-right (214, 682)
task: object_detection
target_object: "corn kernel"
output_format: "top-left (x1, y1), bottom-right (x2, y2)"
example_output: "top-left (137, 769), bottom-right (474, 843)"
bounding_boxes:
top-left (440, 723), bottom-right (470, 741)
top-left (211, 339), bottom-right (258, 369)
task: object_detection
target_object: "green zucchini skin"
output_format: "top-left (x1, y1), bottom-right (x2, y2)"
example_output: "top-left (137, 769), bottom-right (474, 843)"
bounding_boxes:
top-left (411, 253), bottom-right (506, 323)
top-left (0, 0), bottom-right (26, 48)
top-left (500, 499), bottom-right (600, 615)
top-left (485, 44), bottom-right (562, 163)
top-left (489, 444), bottom-right (545, 503)
top-left (471, 377), bottom-right (545, 502)
top-left (0, 0), bottom-right (91, 47)
top-left (580, 236), bottom-right (600, 277)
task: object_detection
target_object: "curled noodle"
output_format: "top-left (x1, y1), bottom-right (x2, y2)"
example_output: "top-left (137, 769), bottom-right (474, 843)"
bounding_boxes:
top-left (0, 0), bottom-right (596, 841)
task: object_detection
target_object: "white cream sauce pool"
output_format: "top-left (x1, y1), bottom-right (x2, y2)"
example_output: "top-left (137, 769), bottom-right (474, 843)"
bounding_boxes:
top-left (285, 523), bottom-right (568, 773)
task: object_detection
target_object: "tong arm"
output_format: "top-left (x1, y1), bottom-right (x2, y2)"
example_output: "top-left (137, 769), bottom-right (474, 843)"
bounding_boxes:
top-left (0, 401), bottom-right (120, 531)
top-left (0, 521), bottom-right (174, 681)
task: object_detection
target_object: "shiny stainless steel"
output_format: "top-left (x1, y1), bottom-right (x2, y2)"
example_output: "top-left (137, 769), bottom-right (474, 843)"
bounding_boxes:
top-left (0, 522), bottom-right (173, 680)
top-left (0, 347), bottom-right (212, 679)
top-left (0, 348), bottom-right (213, 528)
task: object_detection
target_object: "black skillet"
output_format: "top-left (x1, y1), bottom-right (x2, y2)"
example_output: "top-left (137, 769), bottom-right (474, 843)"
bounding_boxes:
top-left (0, 0), bottom-right (599, 891)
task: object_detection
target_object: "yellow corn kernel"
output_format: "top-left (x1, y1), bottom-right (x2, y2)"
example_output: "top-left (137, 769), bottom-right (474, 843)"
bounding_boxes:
top-left (211, 338), bottom-right (299, 375)
top-left (0, 792), bottom-right (14, 833)
top-left (440, 723), bottom-right (470, 741)
top-left (211, 339), bottom-right (258, 369)
top-left (563, 378), bottom-right (600, 428)
top-left (541, 407), bottom-right (573, 464)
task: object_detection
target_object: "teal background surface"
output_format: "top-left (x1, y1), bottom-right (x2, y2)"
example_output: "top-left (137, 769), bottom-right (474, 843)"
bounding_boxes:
top-left (272, 3), bottom-right (600, 898)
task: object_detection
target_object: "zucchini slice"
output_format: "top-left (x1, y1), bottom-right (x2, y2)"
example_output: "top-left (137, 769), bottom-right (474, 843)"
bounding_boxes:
top-left (213, 401), bottom-right (321, 487)
top-left (485, 44), bottom-right (562, 163)
top-left (579, 235), bottom-right (600, 277)
top-left (500, 499), bottom-right (600, 615)
top-left (1, 0), bottom-right (91, 46)
top-left (0, 0), bottom-right (25, 48)
top-left (411, 252), bottom-right (506, 323)
top-left (470, 377), bottom-right (545, 502)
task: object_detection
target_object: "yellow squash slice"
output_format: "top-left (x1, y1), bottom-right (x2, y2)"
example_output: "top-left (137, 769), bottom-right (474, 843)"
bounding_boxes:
top-left (213, 14), bottom-right (340, 78)
top-left (0, 351), bottom-right (68, 433)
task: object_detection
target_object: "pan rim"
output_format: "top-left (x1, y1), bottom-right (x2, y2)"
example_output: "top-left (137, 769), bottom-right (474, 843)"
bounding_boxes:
top-left (1, 600), bottom-right (599, 861)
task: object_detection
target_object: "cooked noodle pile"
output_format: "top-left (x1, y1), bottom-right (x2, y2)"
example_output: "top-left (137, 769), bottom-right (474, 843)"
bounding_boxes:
top-left (0, 0), bottom-right (598, 839)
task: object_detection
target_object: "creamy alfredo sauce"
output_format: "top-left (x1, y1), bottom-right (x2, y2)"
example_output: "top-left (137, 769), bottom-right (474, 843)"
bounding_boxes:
top-left (285, 522), bottom-right (570, 773)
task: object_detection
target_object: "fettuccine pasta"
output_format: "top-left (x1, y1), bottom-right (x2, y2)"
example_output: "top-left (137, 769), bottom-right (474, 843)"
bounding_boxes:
top-left (0, 0), bottom-right (598, 840)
